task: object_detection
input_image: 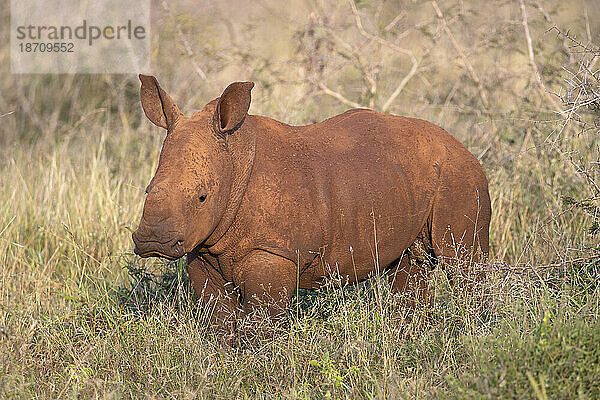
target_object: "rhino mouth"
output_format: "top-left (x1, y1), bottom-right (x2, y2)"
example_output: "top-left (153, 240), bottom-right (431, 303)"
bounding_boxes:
top-left (135, 249), bottom-right (182, 260)
top-left (132, 236), bottom-right (186, 260)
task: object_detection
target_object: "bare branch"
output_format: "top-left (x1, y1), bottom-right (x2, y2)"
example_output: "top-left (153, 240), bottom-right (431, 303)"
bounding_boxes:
top-left (486, 254), bottom-right (600, 272)
top-left (348, 0), bottom-right (417, 63)
top-left (161, 0), bottom-right (208, 83)
top-left (384, 11), bottom-right (406, 32)
top-left (318, 82), bottom-right (364, 109)
top-left (431, 0), bottom-right (489, 108)
top-left (532, 0), bottom-right (552, 22)
top-left (348, 0), bottom-right (422, 111)
top-left (318, 19), bottom-right (378, 105)
top-left (584, 5), bottom-right (592, 44)
top-left (214, 3), bottom-right (240, 49)
top-left (518, 0), bottom-right (561, 112)
top-left (382, 55), bottom-right (421, 112)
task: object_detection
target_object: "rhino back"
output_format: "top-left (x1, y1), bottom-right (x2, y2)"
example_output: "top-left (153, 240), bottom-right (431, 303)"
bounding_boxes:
top-left (300, 110), bottom-right (456, 281)
top-left (222, 110), bottom-right (467, 283)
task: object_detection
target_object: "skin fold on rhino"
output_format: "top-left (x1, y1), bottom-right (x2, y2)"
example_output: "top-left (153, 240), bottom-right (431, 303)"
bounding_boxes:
top-left (132, 74), bottom-right (491, 325)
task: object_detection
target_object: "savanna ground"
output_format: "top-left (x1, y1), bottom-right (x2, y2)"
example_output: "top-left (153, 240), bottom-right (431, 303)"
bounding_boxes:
top-left (1, 0), bottom-right (600, 398)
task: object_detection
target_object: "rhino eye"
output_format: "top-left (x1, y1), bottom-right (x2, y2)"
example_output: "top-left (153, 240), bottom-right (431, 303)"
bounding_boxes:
top-left (199, 194), bottom-right (207, 202)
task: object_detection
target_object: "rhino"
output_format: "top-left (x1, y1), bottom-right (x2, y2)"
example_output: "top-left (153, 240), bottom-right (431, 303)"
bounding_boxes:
top-left (132, 75), bottom-right (491, 324)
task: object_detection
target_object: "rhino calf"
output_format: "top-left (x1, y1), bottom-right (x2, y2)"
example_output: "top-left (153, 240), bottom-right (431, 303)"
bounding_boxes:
top-left (132, 75), bottom-right (491, 323)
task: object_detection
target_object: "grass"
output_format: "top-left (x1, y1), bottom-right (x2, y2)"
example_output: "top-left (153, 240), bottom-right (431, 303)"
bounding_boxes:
top-left (3, 244), bottom-right (599, 398)
top-left (1, 0), bottom-right (600, 398)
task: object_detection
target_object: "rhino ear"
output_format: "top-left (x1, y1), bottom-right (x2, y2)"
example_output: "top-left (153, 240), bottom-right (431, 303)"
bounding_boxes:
top-left (213, 81), bottom-right (254, 135)
top-left (139, 74), bottom-right (182, 130)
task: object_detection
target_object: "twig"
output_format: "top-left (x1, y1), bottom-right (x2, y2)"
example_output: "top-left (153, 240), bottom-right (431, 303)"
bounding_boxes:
top-left (318, 82), bottom-right (364, 109)
top-left (214, 3), bottom-right (240, 49)
top-left (382, 54), bottom-right (421, 112)
top-left (161, 0), bottom-right (208, 83)
top-left (382, 31), bottom-right (437, 112)
top-left (533, 0), bottom-right (552, 22)
top-left (384, 11), bottom-right (406, 32)
top-left (348, 0), bottom-right (416, 60)
top-left (318, 17), bottom-right (378, 106)
top-left (431, 0), bottom-right (489, 108)
top-left (348, 0), bottom-right (422, 111)
top-left (518, 0), bottom-right (562, 113)
top-left (548, 25), bottom-right (600, 55)
top-left (486, 254), bottom-right (600, 272)
top-left (584, 6), bottom-right (592, 45)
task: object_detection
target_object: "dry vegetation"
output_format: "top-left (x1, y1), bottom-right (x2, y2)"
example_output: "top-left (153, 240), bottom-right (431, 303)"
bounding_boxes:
top-left (1, 0), bottom-right (600, 398)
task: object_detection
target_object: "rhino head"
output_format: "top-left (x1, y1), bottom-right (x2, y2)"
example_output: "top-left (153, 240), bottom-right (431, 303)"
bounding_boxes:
top-left (132, 75), bottom-right (254, 260)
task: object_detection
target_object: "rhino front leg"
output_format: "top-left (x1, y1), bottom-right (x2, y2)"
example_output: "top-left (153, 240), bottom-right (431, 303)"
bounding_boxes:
top-left (234, 250), bottom-right (297, 320)
top-left (187, 255), bottom-right (239, 331)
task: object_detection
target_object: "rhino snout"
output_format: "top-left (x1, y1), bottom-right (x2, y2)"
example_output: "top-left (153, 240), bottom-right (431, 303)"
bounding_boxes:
top-left (132, 225), bottom-right (185, 260)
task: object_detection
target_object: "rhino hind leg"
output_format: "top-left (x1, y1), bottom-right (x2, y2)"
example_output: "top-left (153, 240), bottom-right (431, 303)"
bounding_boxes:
top-left (387, 234), bottom-right (435, 307)
top-left (429, 174), bottom-right (491, 291)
